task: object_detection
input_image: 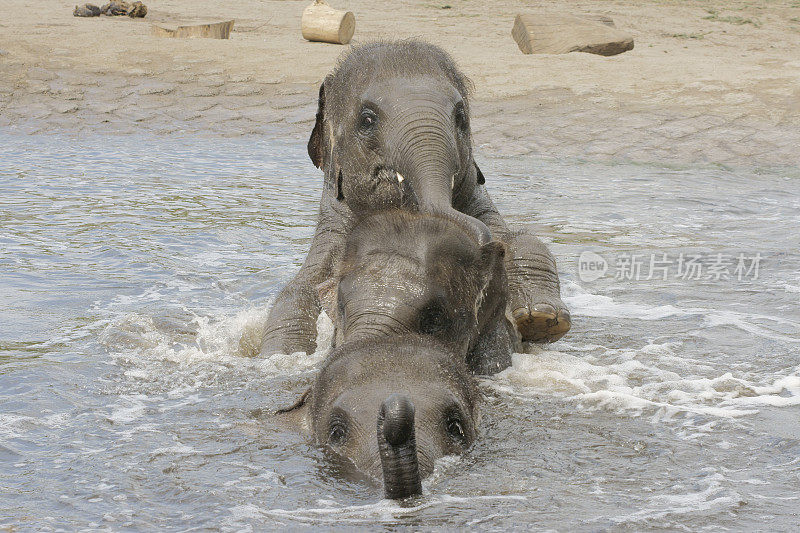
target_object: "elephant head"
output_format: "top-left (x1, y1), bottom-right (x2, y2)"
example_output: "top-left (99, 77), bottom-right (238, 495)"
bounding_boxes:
top-left (317, 210), bottom-right (509, 368)
top-left (290, 335), bottom-right (479, 498)
top-left (308, 41), bottom-right (489, 241)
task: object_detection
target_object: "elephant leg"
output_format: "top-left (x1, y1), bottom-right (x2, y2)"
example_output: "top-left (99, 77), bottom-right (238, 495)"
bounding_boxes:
top-left (260, 272), bottom-right (322, 356)
top-left (462, 188), bottom-right (570, 343)
top-left (503, 229), bottom-right (571, 343)
top-left (260, 202), bottom-right (347, 355)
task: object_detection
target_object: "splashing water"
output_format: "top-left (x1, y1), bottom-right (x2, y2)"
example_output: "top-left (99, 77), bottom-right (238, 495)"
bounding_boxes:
top-left (1, 132), bottom-right (798, 530)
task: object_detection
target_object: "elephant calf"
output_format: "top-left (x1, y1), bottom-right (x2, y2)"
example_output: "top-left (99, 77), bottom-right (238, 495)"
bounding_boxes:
top-left (279, 211), bottom-right (507, 498)
top-left (261, 40), bottom-right (570, 358)
top-left (281, 335), bottom-right (479, 500)
top-left (317, 210), bottom-right (518, 375)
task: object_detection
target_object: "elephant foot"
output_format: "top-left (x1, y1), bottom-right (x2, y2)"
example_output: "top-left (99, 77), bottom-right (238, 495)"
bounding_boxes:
top-left (512, 302), bottom-right (571, 343)
top-left (260, 332), bottom-right (317, 357)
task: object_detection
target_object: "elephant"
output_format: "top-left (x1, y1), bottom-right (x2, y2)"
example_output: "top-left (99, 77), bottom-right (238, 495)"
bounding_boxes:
top-left (316, 209), bottom-right (518, 375)
top-left (279, 335), bottom-right (479, 499)
top-left (261, 40), bottom-right (570, 357)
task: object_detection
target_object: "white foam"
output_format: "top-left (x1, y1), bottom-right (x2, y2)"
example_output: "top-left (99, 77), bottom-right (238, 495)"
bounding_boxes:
top-left (499, 282), bottom-right (798, 420)
top-left (107, 394), bottom-right (148, 425)
top-left (494, 347), bottom-right (799, 419)
top-left (607, 471), bottom-right (743, 525)
top-left (722, 374), bottom-right (800, 408)
top-left (0, 414), bottom-right (37, 441)
top-left (563, 280), bottom-right (800, 343)
top-left (704, 310), bottom-right (800, 344)
top-left (98, 280), bottom-right (799, 424)
top-left (101, 305), bottom-right (332, 379)
top-left (229, 494), bottom-right (526, 526)
top-left (564, 290), bottom-right (690, 320)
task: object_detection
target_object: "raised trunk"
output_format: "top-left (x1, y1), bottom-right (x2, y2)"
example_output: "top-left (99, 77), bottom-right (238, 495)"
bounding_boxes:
top-left (377, 394), bottom-right (422, 499)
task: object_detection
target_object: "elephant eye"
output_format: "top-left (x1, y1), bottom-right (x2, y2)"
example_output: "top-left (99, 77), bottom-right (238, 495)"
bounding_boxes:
top-left (446, 416), bottom-right (466, 444)
top-left (328, 408), bottom-right (349, 446)
top-left (358, 108), bottom-right (378, 133)
top-left (418, 300), bottom-right (450, 335)
top-left (328, 419), bottom-right (348, 446)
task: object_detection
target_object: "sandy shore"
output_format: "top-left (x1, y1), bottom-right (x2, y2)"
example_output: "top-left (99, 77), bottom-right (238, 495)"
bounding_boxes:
top-left (2, 0), bottom-right (799, 168)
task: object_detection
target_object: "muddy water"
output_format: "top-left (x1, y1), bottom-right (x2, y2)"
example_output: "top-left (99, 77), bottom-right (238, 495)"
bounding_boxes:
top-left (1, 133), bottom-right (798, 531)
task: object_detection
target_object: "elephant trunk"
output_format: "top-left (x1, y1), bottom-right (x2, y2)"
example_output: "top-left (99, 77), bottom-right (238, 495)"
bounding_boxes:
top-left (386, 112), bottom-right (490, 244)
top-left (443, 207), bottom-right (492, 245)
top-left (377, 394), bottom-right (422, 499)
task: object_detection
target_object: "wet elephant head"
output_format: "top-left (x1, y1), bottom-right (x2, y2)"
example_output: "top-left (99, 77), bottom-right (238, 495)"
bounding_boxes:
top-left (317, 211), bottom-right (508, 365)
top-left (307, 41), bottom-right (488, 238)
top-left (301, 336), bottom-right (479, 498)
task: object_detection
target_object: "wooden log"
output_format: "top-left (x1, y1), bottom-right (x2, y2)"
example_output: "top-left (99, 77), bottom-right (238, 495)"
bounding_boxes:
top-left (512, 13), bottom-right (634, 56)
top-left (151, 20), bottom-right (235, 39)
top-left (301, 0), bottom-right (355, 45)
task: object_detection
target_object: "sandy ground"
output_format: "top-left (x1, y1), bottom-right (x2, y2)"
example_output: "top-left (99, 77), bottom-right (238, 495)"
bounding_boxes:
top-left (2, 0), bottom-right (800, 168)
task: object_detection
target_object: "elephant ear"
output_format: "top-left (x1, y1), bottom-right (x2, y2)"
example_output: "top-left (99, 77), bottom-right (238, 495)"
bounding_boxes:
top-left (275, 388), bottom-right (311, 414)
top-left (308, 79), bottom-right (344, 201)
top-left (307, 81), bottom-right (327, 169)
top-left (474, 162), bottom-right (485, 185)
top-left (274, 388), bottom-right (312, 434)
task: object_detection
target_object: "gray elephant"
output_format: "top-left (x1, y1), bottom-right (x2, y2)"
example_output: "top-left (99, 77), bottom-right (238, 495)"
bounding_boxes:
top-left (261, 40), bottom-right (569, 357)
top-left (317, 209), bottom-right (517, 375)
top-left (280, 335), bottom-right (479, 499)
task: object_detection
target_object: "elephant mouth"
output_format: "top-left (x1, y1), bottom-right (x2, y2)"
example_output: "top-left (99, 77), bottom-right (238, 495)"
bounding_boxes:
top-left (372, 165), bottom-right (461, 207)
top-left (373, 166), bottom-right (458, 191)
top-left (373, 165), bottom-right (403, 183)
top-left (373, 166), bottom-right (418, 207)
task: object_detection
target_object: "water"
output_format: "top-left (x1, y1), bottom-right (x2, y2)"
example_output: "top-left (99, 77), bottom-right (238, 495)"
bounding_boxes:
top-left (1, 132), bottom-right (798, 531)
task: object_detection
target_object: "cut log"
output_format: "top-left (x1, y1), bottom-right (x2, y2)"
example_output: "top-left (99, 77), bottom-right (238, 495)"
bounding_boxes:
top-left (301, 0), bottom-right (355, 45)
top-left (151, 20), bottom-right (234, 39)
top-left (512, 14), bottom-right (634, 56)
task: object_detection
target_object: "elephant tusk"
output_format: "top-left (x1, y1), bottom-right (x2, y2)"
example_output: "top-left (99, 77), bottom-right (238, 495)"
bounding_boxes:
top-left (396, 172), bottom-right (404, 184)
top-left (451, 174), bottom-right (455, 190)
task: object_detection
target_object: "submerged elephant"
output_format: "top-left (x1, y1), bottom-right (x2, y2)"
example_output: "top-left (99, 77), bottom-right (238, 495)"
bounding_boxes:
top-left (281, 335), bottom-right (479, 499)
top-left (261, 40), bottom-right (570, 357)
top-left (317, 210), bottom-right (518, 375)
